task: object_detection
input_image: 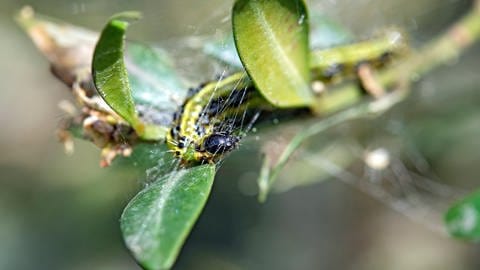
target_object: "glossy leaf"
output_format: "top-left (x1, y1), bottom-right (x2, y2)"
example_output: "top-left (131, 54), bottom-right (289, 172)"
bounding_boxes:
top-left (445, 190), bottom-right (480, 240)
top-left (232, 0), bottom-right (313, 108)
top-left (121, 164), bottom-right (216, 270)
top-left (93, 12), bottom-right (145, 134)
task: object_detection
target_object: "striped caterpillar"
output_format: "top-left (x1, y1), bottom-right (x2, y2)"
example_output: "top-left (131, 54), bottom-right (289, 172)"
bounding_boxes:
top-left (167, 30), bottom-right (407, 164)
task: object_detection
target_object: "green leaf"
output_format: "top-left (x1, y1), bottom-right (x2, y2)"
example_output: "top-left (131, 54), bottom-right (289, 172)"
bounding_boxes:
top-left (92, 12), bottom-right (145, 134)
top-left (126, 42), bottom-right (187, 113)
top-left (232, 0), bottom-right (314, 108)
top-left (445, 190), bottom-right (480, 241)
top-left (121, 164), bottom-right (216, 270)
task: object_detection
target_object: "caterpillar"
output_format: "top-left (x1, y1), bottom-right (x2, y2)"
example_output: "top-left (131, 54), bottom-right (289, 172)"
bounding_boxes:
top-left (167, 29), bottom-right (408, 164)
top-left (166, 73), bottom-right (271, 164)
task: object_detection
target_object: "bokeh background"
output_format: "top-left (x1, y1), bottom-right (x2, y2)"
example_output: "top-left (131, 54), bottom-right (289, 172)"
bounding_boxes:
top-left (1, 0), bottom-right (480, 269)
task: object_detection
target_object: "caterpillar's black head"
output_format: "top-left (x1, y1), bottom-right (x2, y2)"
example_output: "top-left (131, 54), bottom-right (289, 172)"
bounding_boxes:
top-left (203, 133), bottom-right (239, 155)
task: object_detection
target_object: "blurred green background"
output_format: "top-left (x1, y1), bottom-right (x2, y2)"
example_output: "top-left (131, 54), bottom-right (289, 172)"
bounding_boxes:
top-left (1, 0), bottom-right (480, 269)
